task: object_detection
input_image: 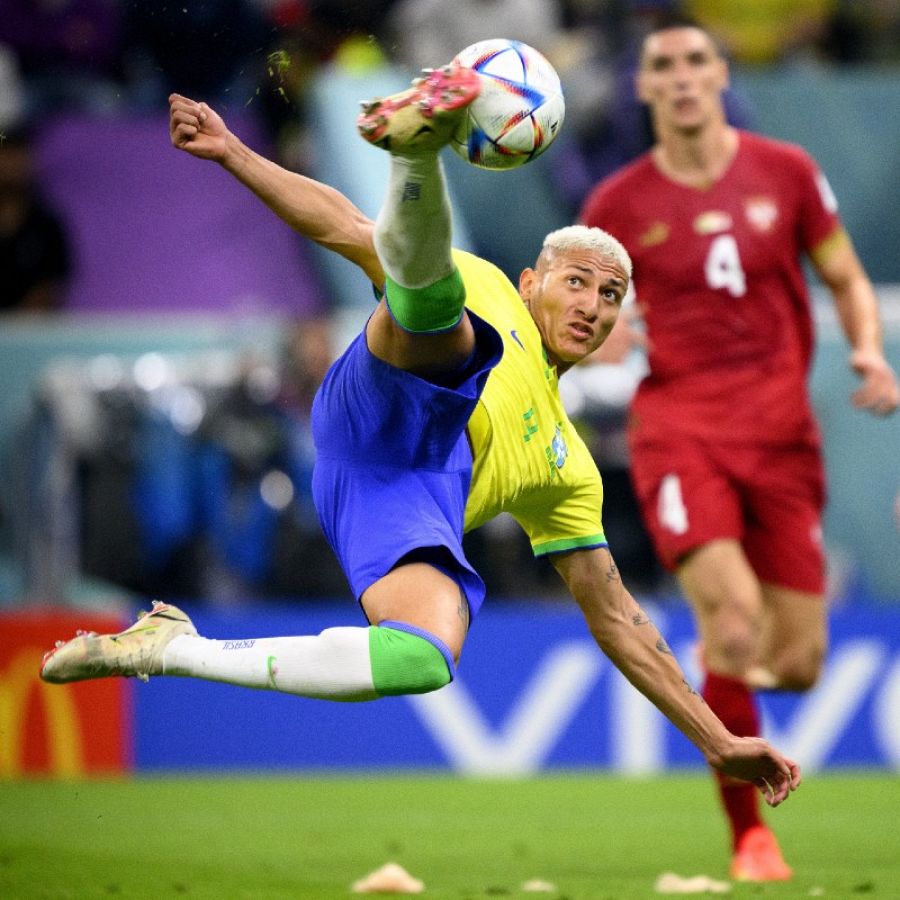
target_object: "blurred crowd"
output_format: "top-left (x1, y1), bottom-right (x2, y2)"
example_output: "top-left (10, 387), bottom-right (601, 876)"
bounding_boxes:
top-left (3, 0), bottom-right (899, 605)
top-left (3, 0), bottom-right (900, 315)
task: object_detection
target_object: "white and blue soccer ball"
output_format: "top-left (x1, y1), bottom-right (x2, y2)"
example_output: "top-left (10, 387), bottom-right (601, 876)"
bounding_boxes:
top-left (450, 39), bottom-right (565, 171)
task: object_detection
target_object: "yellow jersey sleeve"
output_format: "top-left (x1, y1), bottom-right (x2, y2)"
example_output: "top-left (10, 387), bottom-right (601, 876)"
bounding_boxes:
top-left (452, 250), bottom-right (608, 556)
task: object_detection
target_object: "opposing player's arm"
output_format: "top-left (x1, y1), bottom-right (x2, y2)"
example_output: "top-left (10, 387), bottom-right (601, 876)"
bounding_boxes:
top-left (552, 546), bottom-right (801, 805)
top-left (811, 227), bottom-right (898, 416)
top-left (168, 93), bottom-right (385, 287)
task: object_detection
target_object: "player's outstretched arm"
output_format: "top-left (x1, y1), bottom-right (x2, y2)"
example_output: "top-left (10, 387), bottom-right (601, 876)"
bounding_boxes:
top-left (812, 229), bottom-right (899, 416)
top-left (167, 93), bottom-right (385, 287)
top-left (553, 547), bottom-right (801, 806)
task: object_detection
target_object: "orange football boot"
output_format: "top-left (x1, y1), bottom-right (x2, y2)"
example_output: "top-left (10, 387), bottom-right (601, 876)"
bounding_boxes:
top-left (730, 825), bottom-right (793, 882)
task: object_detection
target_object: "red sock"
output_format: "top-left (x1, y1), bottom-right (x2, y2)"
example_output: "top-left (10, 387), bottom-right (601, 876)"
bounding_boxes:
top-left (702, 670), bottom-right (763, 850)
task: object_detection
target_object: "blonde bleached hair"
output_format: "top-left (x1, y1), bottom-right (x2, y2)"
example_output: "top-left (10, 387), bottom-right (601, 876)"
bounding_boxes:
top-left (539, 225), bottom-right (632, 279)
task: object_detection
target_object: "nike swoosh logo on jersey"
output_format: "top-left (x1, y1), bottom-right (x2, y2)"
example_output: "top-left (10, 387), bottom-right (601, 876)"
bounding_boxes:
top-left (510, 330), bottom-right (525, 350)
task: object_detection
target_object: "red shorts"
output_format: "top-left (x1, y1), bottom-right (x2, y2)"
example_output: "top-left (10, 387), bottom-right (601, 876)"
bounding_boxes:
top-left (628, 435), bottom-right (826, 594)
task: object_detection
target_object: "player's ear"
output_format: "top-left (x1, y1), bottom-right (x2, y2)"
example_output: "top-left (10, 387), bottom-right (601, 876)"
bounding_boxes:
top-left (518, 267), bottom-right (536, 307)
top-left (714, 52), bottom-right (730, 92)
top-left (635, 69), bottom-right (651, 104)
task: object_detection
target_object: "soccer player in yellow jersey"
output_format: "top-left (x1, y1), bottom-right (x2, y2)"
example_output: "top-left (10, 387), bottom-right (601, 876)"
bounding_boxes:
top-left (457, 248), bottom-right (608, 554)
top-left (41, 64), bottom-right (801, 806)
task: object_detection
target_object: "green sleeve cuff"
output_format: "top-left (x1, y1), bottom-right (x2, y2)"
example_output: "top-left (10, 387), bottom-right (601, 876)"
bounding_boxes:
top-left (532, 533), bottom-right (608, 557)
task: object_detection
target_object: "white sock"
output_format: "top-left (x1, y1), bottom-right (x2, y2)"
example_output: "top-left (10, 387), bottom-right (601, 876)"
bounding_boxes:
top-left (161, 627), bottom-right (378, 701)
top-left (373, 153), bottom-right (454, 288)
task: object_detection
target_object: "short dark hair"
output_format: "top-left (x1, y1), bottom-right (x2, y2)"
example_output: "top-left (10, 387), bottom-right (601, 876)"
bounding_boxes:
top-left (641, 14), bottom-right (726, 59)
top-left (645, 12), bottom-right (706, 37)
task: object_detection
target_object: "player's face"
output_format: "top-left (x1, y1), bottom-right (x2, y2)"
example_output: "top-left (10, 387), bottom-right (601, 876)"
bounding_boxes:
top-left (636, 27), bottom-right (728, 136)
top-left (519, 248), bottom-right (628, 374)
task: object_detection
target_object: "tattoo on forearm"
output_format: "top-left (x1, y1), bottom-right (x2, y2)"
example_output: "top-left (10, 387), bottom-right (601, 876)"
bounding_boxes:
top-left (656, 636), bottom-right (673, 655)
top-left (682, 679), bottom-right (705, 702)
top-left (632, 612), bottom-right (651, 626)
top-left (606, 559), bottom-right (620, 583)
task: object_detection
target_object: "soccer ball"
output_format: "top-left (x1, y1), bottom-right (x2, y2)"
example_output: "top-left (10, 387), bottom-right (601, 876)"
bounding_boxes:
top-left (449, 39), bottom-right (565, 171)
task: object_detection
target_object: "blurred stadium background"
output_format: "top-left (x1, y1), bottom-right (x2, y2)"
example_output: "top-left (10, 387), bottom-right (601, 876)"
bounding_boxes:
top-left (1, 0), bottom-right (899, 793)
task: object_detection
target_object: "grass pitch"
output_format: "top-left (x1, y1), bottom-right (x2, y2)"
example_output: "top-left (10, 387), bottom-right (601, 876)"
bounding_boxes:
top-left (1, 772), bottom-right (896, 898)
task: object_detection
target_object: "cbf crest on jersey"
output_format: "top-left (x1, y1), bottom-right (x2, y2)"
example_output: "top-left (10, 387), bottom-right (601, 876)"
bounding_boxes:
top-left (550, 425), bottom-right (568, 469)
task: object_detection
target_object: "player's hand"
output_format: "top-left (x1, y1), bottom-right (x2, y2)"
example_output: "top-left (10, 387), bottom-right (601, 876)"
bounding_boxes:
top-left (850, 349), bottom-right (899, 416)
top-left (168, 93), bottom-right (229, 162)
top-left (708, 736), bottom-right (801, 807)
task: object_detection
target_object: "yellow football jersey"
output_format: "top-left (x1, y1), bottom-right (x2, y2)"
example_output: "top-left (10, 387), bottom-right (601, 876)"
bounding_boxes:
top-left (454, 250), bottom-right (607, 556)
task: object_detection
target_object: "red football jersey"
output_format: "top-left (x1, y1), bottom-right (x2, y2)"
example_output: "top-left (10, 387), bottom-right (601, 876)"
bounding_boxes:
top-left (580, 131), bottom-right (841, 445)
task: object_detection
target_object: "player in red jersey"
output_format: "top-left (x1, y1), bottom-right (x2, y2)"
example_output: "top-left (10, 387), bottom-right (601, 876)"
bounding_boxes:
top-left (580, 17), bottom-right (898, 884)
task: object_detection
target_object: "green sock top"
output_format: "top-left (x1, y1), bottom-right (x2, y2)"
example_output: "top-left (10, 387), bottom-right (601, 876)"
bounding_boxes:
top-left (384, 268), bottom-right (466, 334)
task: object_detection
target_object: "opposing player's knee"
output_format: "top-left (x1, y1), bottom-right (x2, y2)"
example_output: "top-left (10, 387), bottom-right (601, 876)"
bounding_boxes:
top-left (771, 644), bottom-right (826, 692)
top-left (705, 617), bottom-right (758, 673)
top-left (369, 623), bottom-right (455, 696)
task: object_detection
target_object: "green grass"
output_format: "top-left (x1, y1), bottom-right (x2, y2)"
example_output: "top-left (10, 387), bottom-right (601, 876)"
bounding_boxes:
top-left (1, 772), bottom-right (897, 898)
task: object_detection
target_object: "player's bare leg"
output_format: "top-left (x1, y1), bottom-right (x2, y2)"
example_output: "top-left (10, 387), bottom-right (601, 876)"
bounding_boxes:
top-left (678, 540), bottom-right (762, 679)
top-left (752, 584), bottom-right (826, 691)
top-left (361, 562), bottom-right (469, 664)
top-left (678, 539), bottom-right (792, 881)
